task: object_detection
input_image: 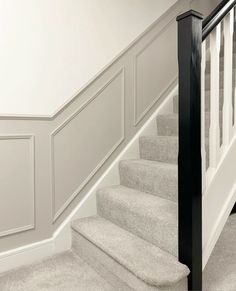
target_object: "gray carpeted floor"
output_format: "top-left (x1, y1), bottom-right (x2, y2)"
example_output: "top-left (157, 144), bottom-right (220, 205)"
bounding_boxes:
top-left (203, 213), bottom-right (236, 291)
top-left (0, 251), bottom-right (116, 291)
top-left (0, 214), bottom-right (235, 290)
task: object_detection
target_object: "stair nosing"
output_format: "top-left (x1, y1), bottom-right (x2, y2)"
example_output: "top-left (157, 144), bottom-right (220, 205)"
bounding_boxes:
top-left (72, 216), bottom-right (189, 287)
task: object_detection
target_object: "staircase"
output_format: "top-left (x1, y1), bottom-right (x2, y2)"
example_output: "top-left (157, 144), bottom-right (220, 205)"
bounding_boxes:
top-left (69, 61), bottom-right (225, 289)
top-left (71, 2), bottom-right (236, 291)
top-left (71, 102), bottom-right (189, 290)
top-left (1, 1), bottom-right (236, 291)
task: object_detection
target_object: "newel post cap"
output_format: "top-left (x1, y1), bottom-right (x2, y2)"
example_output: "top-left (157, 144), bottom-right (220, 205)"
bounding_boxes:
top-left (176, 10), bottom-right (203, 22)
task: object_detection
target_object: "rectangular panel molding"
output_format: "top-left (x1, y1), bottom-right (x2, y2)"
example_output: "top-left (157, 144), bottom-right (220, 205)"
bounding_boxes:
top-left (134, 17), bottom-right (178, 126)
top-left (51, 68), bottom-right (125, 222)
top-left (0, 135), bottom-right (35, 237)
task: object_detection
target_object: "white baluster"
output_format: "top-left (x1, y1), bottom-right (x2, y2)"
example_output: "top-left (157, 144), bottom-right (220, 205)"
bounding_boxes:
top-left (223, 10), bottom-right (234, 147)
top-left (210, 24), bottom-right (221, 168)
top-left (201, 41), bottom-right (206, 190)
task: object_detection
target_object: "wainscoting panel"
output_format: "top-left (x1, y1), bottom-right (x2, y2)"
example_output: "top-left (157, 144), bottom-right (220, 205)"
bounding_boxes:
top-left (51, 69), bottom-right (125, 221)
top-left (0, 135), bottom-right (35, 237)
top-left (0, 0), bottom-right (189, 258)
top-left (134, 18), bottom-right (177, 125)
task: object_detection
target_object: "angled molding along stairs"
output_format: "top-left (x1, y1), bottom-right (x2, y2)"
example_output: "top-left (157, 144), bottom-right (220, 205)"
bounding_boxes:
top-left (51, 68), bottom-right (125, 222)
top-left (133, 16), bottom-right (178, 126)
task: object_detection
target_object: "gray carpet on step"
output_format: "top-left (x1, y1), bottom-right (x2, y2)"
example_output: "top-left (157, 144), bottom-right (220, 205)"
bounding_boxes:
top-left (0, 215), bottom-right (235, 290)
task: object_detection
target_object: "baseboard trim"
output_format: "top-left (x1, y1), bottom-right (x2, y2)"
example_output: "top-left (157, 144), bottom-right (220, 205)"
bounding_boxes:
top-left (0, 238), bottom-right (54, 274)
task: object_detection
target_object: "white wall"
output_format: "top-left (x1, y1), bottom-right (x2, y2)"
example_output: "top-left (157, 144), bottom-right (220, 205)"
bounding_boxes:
top-left (0, 0), bottom-right (185, 259)
top-left (190, 0), bottom-right (221, 16)
top-left (0, 0), bottom-right (177, 116)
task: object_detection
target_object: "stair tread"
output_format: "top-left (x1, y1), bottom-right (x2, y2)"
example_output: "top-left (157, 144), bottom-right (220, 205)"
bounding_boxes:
top-left (120, 158), bottom-right (177, 168)
top-left (97, 185), bottom-right (177, 255)
top-left (119, 159), bottom-right (177, 202)
top-left (72, 216), bottom-right (189, 287)
top-left (140, 135), bottom-right (178, 143)
top-left (140, 134), bottom-right (209, 144)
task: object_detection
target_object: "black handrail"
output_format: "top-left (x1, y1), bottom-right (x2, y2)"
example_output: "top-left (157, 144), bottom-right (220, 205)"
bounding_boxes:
top-left (202, 0), bottom-right (236, 40)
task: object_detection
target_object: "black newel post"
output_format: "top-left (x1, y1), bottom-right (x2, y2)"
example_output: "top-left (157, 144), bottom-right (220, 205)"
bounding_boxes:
top-left (176, 10), bottom-right (203, 291)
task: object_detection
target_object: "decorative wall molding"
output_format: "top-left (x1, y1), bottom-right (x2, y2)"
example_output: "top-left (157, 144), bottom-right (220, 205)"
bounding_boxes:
top-left (0, 84), bottom-right (177, 275)
top-left (51, 68), bottom-right (125, 222)
top-left (0, 135), bottom-right (35, 238)
top-left (0, 0), bottom-right (189, 265)
top-left (133, 16), bottom-right (178, 126)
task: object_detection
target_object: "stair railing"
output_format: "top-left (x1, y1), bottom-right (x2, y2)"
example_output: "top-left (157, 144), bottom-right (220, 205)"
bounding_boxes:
top-left (177, 1), bottom-right (236, 290)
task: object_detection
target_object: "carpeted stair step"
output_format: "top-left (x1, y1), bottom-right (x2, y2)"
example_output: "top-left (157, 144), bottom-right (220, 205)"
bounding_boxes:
top-left (173, 90), bottom-right (224, 114)
top-left (97, 185), bottom-right (178, 256)
top-left (72, 216), bottom-right (189, 291)
top-left (119, 159), bottom-right (177, 202)
top-left (156, 114), bottom-right (179, 136)
top-left (139, 135), bottom-right (178, 164)
top-left (139, 135), bottom-right (210, 168)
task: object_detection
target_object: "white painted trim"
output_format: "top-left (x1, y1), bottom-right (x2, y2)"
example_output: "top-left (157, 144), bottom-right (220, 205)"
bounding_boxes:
top-left (202, 128), bottom-right (236, 268)
top-left (203, 187), bottom-right (236, 269)
top-left (0, 238), bottom-right (54, 274)
top-left (0, 84), bottom-right (177, 275)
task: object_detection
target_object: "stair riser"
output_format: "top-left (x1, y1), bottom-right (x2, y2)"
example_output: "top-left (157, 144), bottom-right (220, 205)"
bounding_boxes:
top-left (139, 137), bottom-right (178, 164)
top-left (72, 231), bottom-right (186, 291)
top-left (140, 136), bottom-right (210, 168)
top-left (97, 192), bottom-right (178, 257)
top-left (119, 162), bottom-right (178, 202)
top-left (156, 115), bottom-right (178, 136)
